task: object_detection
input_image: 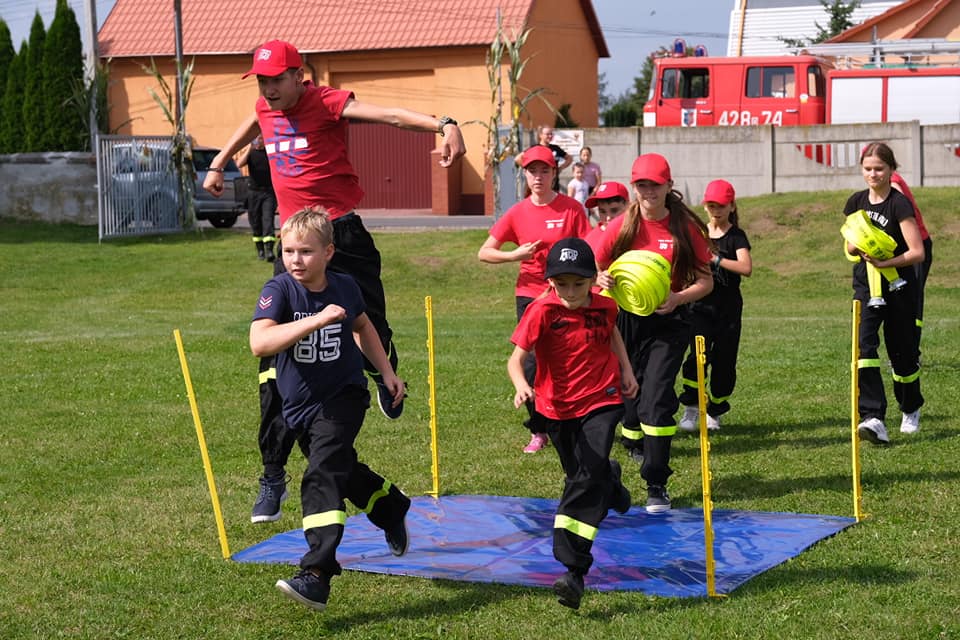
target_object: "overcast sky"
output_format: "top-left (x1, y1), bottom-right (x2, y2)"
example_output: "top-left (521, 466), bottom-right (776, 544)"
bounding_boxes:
top-left (0, 0), bottom-right (732, 99)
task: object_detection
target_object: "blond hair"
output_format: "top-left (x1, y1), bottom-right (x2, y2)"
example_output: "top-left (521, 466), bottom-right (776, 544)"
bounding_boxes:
top-left (280, 207), bottom-right (333, 246)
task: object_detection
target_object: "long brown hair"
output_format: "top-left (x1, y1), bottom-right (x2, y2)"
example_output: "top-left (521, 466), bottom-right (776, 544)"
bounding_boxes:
top-left (612, 190), bottom-right (711, 288)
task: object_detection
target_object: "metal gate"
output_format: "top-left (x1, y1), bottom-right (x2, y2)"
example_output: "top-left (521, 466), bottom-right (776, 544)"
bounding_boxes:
top-left (346, 122), bottom-right (433, 209)
top-left (97, 135), bottom-right (182, 240)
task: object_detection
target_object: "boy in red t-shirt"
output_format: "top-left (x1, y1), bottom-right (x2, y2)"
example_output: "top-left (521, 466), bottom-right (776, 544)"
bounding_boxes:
top-left (508, 237), bottom-right (638, 610)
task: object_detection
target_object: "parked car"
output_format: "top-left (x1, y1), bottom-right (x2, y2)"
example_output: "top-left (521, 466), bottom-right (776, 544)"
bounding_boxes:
top-left (105, 142), bottom-right (244, 230)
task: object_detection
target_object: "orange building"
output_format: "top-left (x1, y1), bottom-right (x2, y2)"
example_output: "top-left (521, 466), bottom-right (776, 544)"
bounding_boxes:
top-left (98, 0), bottom-right (608, 213)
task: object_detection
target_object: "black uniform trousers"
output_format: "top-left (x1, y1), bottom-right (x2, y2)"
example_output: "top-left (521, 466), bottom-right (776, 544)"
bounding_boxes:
top-left (516, 296), bottom-right (546, 435)
top-left (915, 237), bottom-right (933, 346)
top-left (258, 212), bottom-right (398, 475)
top-left (617, 309), bottom-right (691, 486)
top-left (247, 188), bottom-right (277, 242)
top-left (297, 385), bottom-right (410, 576)
top-left (678, 294), bottom-right (743, 417)
top-left (546, 404), bottom-right (625, 574)
top-left (854, 277), bottom-right (923, 422)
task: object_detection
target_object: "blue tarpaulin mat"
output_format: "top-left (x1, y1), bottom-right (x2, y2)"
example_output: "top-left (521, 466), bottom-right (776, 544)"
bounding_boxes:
top-left (232, 494), bottom-right (855, 598)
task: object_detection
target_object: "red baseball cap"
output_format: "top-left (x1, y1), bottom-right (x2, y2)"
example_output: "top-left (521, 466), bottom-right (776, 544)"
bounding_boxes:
top-left (585, 181), bottom-right (629, 209)
top-left (702, 179), bottom-right (736, 205)
top-left (521, 145), bottom-right (557, 168)
top-left (630, 153), bottom-right (672, 184)
top-left (242, 40), bottom-right (303, 78)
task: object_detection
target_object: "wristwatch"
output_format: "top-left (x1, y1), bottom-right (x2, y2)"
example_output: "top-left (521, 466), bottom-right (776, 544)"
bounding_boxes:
top-left (437, 116), bottom-right (458, 136)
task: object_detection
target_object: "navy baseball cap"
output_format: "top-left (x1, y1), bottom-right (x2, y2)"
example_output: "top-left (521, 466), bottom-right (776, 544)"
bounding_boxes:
top-left (545, 238), bottom-right (597, 280)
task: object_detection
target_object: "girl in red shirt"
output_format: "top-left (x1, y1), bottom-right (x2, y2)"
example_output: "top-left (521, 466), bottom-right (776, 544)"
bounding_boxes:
top-left (590, 153), bottom-right (714, 513)
top-left (478, 146), bottom-right (591, 453)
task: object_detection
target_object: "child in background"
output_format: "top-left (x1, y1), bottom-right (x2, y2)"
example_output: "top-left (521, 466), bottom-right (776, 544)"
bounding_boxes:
top-left (567, 162), bottom-right (591, 210)
top-left (479, 145), bottom-right (591, 454)
top-left (890, 172), bottom-right (933, 347)
top-left (584, 181), bottom-right (630, 236)
top-left (579, 146), bottom-right (603, 195)
top-left (678, 180), bottom-right (752, 432)
top-left (250, 208), bottom-right (411, 611)
top-left (508, 237), bottom-right (637, 610)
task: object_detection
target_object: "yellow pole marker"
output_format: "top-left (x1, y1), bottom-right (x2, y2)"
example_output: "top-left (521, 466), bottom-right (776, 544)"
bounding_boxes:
top-left (850, 301), bottom-right (865, 522)
top-left (425, 296), bottom-right (440, 498)
top-left (695, 335), bottom-right (725, 598)
top-left (173, 329), bottom-right (231, 559)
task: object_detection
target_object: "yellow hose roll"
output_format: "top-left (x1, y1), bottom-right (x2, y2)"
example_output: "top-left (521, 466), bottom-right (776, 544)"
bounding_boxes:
top-left (602, 250), bottom-right (672, 316)
top-left (840, 210), bottom-right (901, 283)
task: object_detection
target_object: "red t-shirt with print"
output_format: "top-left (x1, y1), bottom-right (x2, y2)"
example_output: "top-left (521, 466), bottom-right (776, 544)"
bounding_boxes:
top-left (489, 194), bottom-right (591, 298)
top-left (589, 213), bottom-right (712, 291)
top-left (511, 290), bottom-right (622, 420)
top-left (255, 82), bottom-right (364, 222)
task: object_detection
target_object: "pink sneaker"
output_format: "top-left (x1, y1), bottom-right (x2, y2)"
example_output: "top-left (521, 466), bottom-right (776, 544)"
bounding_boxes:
top-left (523, 433), bottom-right (548, 453)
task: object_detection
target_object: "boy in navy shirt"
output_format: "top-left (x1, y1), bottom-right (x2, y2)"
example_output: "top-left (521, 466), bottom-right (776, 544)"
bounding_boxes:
top-left (251, 208), bottom-right (410, 611)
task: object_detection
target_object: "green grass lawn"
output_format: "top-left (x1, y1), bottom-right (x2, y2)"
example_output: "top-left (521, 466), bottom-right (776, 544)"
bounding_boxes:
top-left (1, 187), bottom-right (958, 639)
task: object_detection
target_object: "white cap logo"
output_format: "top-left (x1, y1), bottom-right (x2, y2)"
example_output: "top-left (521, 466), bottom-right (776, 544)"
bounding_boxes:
top-left (257, 49), bottom-right (272, 61)
top-left (559, 248), bottom-right (579, 262)
top-left (597, 184), bottom-right (608, 193)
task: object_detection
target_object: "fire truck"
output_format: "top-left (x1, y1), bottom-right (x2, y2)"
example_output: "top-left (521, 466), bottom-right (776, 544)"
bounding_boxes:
top-left (642, 40), bottom-right (960, 128)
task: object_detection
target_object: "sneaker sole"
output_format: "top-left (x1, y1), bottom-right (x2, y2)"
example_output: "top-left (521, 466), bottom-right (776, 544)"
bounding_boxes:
top-left (275, 580), bottom-right (327, 611)
top-left (251, 489), bottom-right (288, 523)
top-left (900, 426), bottom-right (919, 434)
top-left (376, 383), bottom-right (405, 420)
top-left (645, 503), bottom-right (671, 514)
top-left (857, 427), bottom-right (889, 445)
top-left (678, 423), bottom-right (697, 433)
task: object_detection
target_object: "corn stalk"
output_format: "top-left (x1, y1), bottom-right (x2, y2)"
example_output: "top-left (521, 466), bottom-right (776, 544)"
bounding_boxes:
top-left (142, 57), bottom-right (196, 228)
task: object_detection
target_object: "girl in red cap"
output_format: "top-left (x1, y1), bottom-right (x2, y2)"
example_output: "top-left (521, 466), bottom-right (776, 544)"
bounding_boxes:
top-left (479, 145), bottom-right (591, 453)
top-left (677, 179), bottom-right (753, 432)
top-left (589, 153), bottom-right (714, 512)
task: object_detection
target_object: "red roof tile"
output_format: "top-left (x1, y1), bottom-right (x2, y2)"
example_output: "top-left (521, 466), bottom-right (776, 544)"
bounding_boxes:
top-left (99, 0), bottom-right (545, 57)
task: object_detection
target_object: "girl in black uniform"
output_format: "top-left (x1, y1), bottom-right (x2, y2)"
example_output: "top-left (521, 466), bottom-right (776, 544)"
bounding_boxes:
top-left (844, 142), bottom-right (925, 443)
top-left (678, 180), bottom-right (752, 432)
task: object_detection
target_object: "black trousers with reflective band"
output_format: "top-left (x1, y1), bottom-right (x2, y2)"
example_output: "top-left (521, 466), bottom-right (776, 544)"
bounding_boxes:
top-left (618, 309), bottom-right (690, 485)
top-left (258, 213), bottom-right (397, 470)
top-left (298, 385), bottom-right (410, 575)
top-left (546, 404), bottom-right (625, 574)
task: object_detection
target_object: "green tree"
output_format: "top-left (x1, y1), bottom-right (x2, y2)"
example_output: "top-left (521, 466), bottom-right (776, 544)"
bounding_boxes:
top-left (23, 12), bottom-right (47, 151)
top-left (42, 0), bottom-right (85, 151)
top-left (781, 0), bottom-right (862, 48)
top-left (1, 43), bottom-right (26, 153)
top-left (0, 20), bottom-right (14, 111)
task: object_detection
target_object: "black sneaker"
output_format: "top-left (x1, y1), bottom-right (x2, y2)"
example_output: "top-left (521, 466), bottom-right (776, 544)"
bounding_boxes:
top-left (376, 381), bottom-right (406, 420)
top-left (552, 570), bottom-right (585, 610)
top-left (384, 509), bottom-right (410, 557)
top-left (251, 474), bottom-right (289, 523)
top-left (627, 445), bottom-right (644, 465)
top-left (609, 460), bottom-right (632, 515)
top-left (275, 569), bottom-right (330, 611)
top-left (646, 484), bottom-right (671, 514)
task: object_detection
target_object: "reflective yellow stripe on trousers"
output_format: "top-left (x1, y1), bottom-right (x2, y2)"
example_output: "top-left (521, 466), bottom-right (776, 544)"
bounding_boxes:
top-left (303, 510), bottom-right (347, 530)
top-left (554, 514), bottom-right (598, 541)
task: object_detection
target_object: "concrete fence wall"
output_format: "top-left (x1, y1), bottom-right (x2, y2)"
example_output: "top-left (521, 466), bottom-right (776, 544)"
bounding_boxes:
top-left (0, 152), bottom-right (99, 225)
top-left (3, 122), bottom-right (959, 224)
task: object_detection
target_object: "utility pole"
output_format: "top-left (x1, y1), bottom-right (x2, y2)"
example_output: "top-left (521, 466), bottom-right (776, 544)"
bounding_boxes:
top-left (82, 0), bottom-right (99, 151)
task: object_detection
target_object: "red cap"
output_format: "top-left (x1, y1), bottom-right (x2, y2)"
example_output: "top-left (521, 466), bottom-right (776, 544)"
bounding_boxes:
top-left (521, 145), bottom-right (557, 168)
top-left (242, 40), bottom-right (303, 78)
top-left (585, 181), bottom-right (629, 209)
top-left (702, 179), bottom-right (736, 205)
top-left (630, 153), bottom-right (672, 184)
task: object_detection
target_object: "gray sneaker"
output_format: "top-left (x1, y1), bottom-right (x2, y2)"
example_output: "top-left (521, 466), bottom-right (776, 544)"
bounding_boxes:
top-left (645, 484), bottom-right (671, 513)
top-left (275, 569), bottom-right (330, 611)
top-left (251, 474), bottom-right (289, 523)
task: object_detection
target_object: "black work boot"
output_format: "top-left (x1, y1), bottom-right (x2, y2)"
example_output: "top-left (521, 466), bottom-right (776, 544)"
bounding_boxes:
top-left (255, 241), bottom-right (266, 260)
top-left (264, 241), bottom-right (275, 262)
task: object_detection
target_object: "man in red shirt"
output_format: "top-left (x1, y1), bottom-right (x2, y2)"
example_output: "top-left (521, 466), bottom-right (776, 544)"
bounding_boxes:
top-left (204, 40), bottom-right (465, 524)
top-left (508, 237), bottom-right (638, 610)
